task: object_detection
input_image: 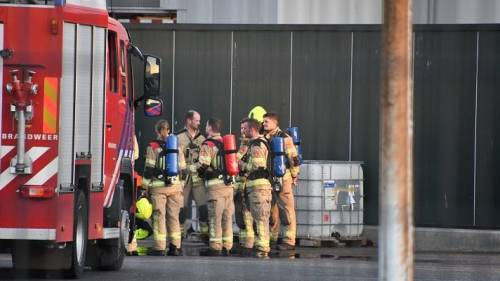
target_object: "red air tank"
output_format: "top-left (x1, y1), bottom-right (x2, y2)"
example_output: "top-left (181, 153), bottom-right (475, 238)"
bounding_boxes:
top-left (223, 134), bottom-right (239, 177)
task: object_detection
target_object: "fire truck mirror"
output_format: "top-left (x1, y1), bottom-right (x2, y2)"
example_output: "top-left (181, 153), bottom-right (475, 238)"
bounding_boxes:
top-left (129, 44), bottom-right (144, 61)
top-left (144, 55), bottom-right (161, 96)
top-left (144, 97), bottom-right (163, 117)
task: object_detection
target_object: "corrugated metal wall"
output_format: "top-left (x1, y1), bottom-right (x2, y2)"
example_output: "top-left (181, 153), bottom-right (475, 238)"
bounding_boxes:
top-left (129, 24), bottom-right (500, 229)
top-left (476, 32), bottom-right (500, 228)
top-left (413, 31), bottom-right (477, 227)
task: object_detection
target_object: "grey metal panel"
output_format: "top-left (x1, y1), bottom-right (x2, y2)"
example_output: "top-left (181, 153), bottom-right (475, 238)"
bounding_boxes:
top-left (164, 0), bottom-right (383, 24)
top-left (66, 0), bottom-right (107, 10)
top-left (170, 0), bottom-right (278, 24)
top-left (414, 0), bottom-right (500, 24)
top-left (116, 0), bottom-right (500, 24)
top-left (59, 22), bottom-right (76, 186)
top-left (475, 31), bottom-right (500, 227)
top-left (128, 28), bottom-right (174, 173)
top-left (413, 31), bottom-right (477, 227)
top-left (90, 27), bottom-right (106, 185)
top-left (232, 31), bottom-right (291, 134)
top-left (74, 25), bottom-right (92, 155)
top-left (350, 31), bottom-right (381, 226)
top-left (428, 0), bottom-right (500, 24)
top-left (107, 0), bottom-right (160, 7)
top-left (174, 30), bottom-right (232, 133)
top-left (277, 0), bottom-right (382, 24)
top-left (291, 31), bottom-right (351, 161)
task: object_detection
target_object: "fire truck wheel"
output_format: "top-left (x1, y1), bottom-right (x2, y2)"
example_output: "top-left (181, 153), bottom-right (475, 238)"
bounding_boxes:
top-left (94, 207), bottom-right (128, 270)
top-left (63, 189), bottom-right (88, 278)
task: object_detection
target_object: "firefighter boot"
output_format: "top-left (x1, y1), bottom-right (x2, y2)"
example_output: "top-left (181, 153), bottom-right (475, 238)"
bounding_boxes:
top-left (277, 243), bottom-right (296, 251)
top-left (222, 247), bottom-right (231, 257)
top-left (207, 248), bottom-right (222, 257)
top-left (240, 247), bottom-right (253, 257)
top-left (147, 248), bottom-right (166, 256)
top-left (255, 250), bottom-right (269, 259)
top-left (167, 243), bottom-right (183, 256)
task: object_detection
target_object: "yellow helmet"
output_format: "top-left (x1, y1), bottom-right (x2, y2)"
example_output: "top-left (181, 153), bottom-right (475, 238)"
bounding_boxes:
top-left (135, 197), bottom-right (153, 220)
top-left (248, 106), bottom-right (267, 122)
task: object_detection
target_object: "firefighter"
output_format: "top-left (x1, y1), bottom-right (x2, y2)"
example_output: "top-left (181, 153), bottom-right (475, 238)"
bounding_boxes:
top-left (175, 110), bottom-right (208, 240)
top-left (127, 172), bottom-right (154, 256)
top-left (240, 118), bottom-right (273, 258)
top-left (127, 194), bottom-right (154, 256)
top-left (235, 118), bottom-right (255, 253)
top-left (263, 112), bottom-right (300, 251)
top-left (127, 135), bottom-right (149, 256)
top-left (143, 120), bottom-right (186, 256)
top-left (197, 118), bottom-right (235, 256)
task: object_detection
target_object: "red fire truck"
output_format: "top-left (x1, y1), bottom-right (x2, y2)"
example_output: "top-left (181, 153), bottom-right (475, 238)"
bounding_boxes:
top-left (0, 0), bottom-right (163, 278)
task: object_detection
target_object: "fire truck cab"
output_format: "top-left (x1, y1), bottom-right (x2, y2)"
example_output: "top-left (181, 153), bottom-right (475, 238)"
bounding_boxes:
top-left (0, 0), bottom-right (163, 277)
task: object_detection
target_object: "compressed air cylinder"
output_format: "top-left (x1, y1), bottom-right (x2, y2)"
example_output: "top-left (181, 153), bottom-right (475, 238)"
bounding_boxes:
top-left (223, 134), bottom-right (239, 177)
top-left (165, 134), bottom-right (179, 177)
top-left (287, 127), bottom-right (303, 164)
top-left (271, 137), bottom-right (286, 177)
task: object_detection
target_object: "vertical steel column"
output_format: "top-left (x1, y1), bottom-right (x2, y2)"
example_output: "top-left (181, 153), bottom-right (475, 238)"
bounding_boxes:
top-left (379, 0), bottom-right (414, 280)
top-left (171, 30), bottom-right (176, 129)
top-left (349, 32), bottom-right (354, 161)
top-left (473, 31), bottom-right (479, 226)
top-left (229, 31), bottom-right (234, 133)
top-left (288, 31), bottom-right (293, 127)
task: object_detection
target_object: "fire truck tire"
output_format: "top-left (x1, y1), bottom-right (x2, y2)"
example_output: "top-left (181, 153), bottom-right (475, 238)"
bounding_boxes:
top-left (63, 189), bottom-right (88, 279)
top-left (93, 192), bottom-right (128, 271)
top-left (93, 212), bottom-right (128, 270)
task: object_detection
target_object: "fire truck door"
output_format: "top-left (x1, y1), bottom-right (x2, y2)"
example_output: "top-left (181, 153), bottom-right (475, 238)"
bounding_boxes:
top-left (103, 31), bottom-right (130, 208)
top-left (0, 23), bottom-right (4, 171)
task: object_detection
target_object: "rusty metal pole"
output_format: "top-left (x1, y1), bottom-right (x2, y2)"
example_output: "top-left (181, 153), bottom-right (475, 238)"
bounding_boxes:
top-left (379, 0), bottom-right (414, 280)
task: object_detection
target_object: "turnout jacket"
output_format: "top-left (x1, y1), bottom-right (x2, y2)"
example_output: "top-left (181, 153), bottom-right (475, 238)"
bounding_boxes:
top-left (142, 137), bottom-right (186, 191)
top-left (264, 127), bottom-right (300, 180)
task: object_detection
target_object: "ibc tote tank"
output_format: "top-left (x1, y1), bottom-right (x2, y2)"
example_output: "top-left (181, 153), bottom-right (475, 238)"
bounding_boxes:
top-left (294, 160), bottom-right (364, 240)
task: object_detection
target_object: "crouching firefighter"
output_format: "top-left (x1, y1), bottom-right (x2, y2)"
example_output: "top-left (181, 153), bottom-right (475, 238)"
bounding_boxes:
top-left (197, 118), bottom-right (237, 256)
top-left (142, 120), bottom-right (187, 256)
top-left (239, 118), bottom-right (273, 258)
top-left (127, 194), bottom-right (154, 256)
top-left (263, 112), bottom-right (301, 251)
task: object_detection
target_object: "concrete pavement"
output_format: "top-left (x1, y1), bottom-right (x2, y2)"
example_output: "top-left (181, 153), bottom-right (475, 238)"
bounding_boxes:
top-left (2, 243), bottom-right (500, 280)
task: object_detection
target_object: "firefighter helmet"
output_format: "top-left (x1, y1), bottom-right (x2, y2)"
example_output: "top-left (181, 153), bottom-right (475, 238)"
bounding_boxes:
top-left (248, 106), bottom-right (267, 123)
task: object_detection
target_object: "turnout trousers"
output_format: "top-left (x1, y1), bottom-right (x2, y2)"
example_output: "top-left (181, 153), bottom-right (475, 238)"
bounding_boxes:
top-left (207, 185), bottom-right (235, 251)
top-left (150, 187), bottom-right (184, 250)
top-left (270, 178), bottom-right (296, 246)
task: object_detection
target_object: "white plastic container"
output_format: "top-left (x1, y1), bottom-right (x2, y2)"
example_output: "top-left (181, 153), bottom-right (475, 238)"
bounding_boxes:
top-left (295, 160), bottom-right (364, 240)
